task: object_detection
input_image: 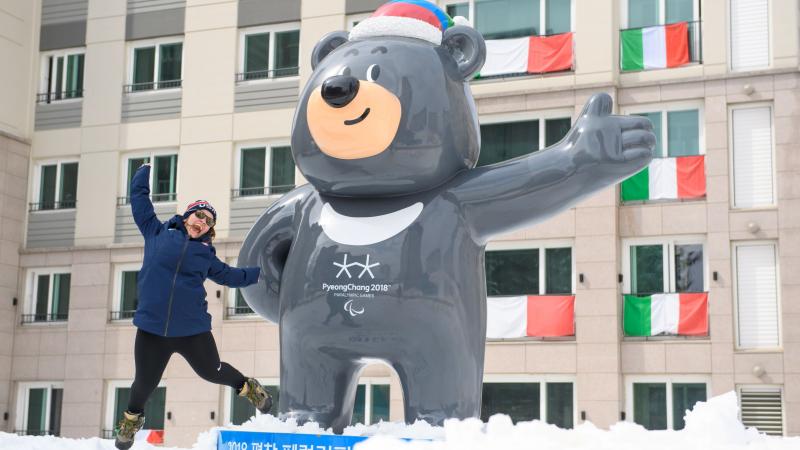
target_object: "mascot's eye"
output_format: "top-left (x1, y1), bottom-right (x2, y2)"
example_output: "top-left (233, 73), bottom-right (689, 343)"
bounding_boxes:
top-left (337, 66), bottom-right (351, 76)
top-left (367, 64), bottom-right (380, 82)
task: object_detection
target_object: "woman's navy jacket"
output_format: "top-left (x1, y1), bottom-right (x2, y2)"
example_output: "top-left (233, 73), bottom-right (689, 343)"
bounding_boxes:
top-left (130, 165), bottom-right (260, 337)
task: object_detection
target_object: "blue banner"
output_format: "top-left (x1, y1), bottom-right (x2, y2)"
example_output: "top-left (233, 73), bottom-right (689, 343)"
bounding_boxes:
top-left (218, 430), bottom-right (369, 450)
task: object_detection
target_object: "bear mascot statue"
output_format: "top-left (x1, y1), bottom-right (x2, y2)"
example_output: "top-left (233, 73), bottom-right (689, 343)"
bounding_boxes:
top-left (239, 0), bottom-right (655, 433)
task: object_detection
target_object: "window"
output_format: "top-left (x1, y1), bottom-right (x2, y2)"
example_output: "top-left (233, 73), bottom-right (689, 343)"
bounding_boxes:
top-left (734, 242), bottom-right (780, 349)
top-left (623, 105), bottom-right (703, 158)
top-left (105, 383), bottom-right (166, 438)
top-left (128, 39), bottom-right (183, 92)
top-left (478, 115), bottom-right (571, 166)
top-left (627, 378), bottom-right (707, 430)
top-left (234, 145), bottom-right (295, 197)
top-left (32, 160), bottom-right (78, 211)
top-left (624, 238), bottom-right (704, 295)
top-left (624, 0), bottom-right (697, 28)
top-left (351, 380), bottom-right (390, 425)
top-left (446, 0), bottom-right (572, 38)
top-left (739, 387), bottom-right (784, 436)
top-left (485, 244), bottom-right (573, 296)
top-left (120, 152), bottom-right (178, 204)
top-left (227, 259), bottom-right (256, 318)
top-left (15, 383), bottom-right (63, 436)
top-left (238, 24), bottom-right (300, 81)
top-left (730, 0), bottom-right (769, 71)
top-left (38, 49), bottom-right (84, 103)
top-left (111, 264), bottom-right (140, 321)
top-left (481, 377), bottom-right (574, 428)
top-left (23, 269), bottom-right (70, 324)
top-left (731, 105), bottom-right (774, 208)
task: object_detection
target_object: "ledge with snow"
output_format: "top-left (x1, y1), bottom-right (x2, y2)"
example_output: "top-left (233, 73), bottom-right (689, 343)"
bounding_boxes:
top-left (1, 392), bottom-right (798, 450)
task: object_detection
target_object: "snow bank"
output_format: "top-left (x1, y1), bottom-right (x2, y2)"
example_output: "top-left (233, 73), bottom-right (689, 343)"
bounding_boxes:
top-left (1, 392), bottom-right (797, 450)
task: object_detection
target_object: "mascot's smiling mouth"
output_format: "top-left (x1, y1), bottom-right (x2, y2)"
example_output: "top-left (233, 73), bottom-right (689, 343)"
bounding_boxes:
top-left (344, 108), bottom-right (371, 125)
top-left (307, 80), bottom-right (401, 160)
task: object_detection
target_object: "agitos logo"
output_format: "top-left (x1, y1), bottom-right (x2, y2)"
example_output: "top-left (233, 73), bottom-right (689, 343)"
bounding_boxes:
top-left (333, 254), bottom-right (380, 279)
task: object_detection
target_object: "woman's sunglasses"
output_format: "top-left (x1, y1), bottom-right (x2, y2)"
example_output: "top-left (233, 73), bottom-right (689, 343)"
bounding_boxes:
top-left (194, 210), bottom-right (216, 227)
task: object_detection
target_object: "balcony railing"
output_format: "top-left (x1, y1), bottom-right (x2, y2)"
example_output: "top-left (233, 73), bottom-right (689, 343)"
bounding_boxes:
top-left (117, 193), bottom-right (177, 206)
top-left (225, 306), bottom-right (256, 319)
top-left (21, 313), bottom-right (68, 324)
top-left (109, 310), bottom-right (136, 321)
top-left (235, 67), bottom-right (299, 82)
top-left (36, 90), bottom-right (83, 103)
top-left (622, 292), bottom-right (709, 339)
top-left (231, 185), bottom-right (295, 198)
top-left (15, 429), bottom-right (60, 436)
top-left (619, 20), bottom-right (702, 72)
top-left (29, 201), bottom-right (76, 212)
top-left (620, 154), bottom-right (706, 203)
top-left (475, 31), bottom-right (574, 80)
top-left (123, 79), bottom-right (182, 93)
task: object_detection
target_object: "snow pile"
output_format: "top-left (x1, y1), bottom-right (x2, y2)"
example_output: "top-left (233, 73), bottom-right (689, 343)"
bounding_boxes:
top-left (1, 392), bottom-right (797, 450)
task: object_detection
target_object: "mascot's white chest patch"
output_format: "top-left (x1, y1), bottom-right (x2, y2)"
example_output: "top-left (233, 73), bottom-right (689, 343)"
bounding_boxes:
top-left (319, 202), bottom-right (423, 246)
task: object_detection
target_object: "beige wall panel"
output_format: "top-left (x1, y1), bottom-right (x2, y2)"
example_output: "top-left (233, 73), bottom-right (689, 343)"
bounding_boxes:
top-left (232, 109), bottom-right (294, 142)
top-left (175, 142), bottom-right (233, 234)
top-left (0, 1), bottom-right (36, 139)
top-left (181, 115), bottom-right (233, 145)
top-left (664, 343), bottom-right (711, 373)
top-left (31, 128), bottom-right (82, 159)
top-left (74, 151), bottom-right (119, 245)
top-left (733, 352), bottom-right (784, 384)
top-left (120, 119), bottom-right (181, 150)
top-left (182, 28), bottom-right (237, 116)
top-left (771, 0), bottom-right (800, 68)
top-left (185, 1), bottom-right (237, 32)
top-left (80, 124), bottom-right (120, 153)
top-left (86, 15), bottom-right (126, 44)
top-left (577, 343), bottom-right (620, 372)
top-left (88, 0), bottom-right (126, 19)
top-left (524, 343), bottom-right (577, 373)
top-left (484, 343), bottom-right (526, 373)
top-left (82, 41), bottom-right (125, 127)
top-left (621, 342), bottom-right (666, 373)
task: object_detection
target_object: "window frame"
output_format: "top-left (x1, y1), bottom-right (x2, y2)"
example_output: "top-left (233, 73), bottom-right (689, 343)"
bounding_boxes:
top-left (624, 375), bottom-right (709, 430)
top-left (111, 263), bottom-right (141, 322)
top-left (30, 158), bottom-right (80, 212)
top-left (481, 374), bottom-right (577, 426)
top-left (14, 381), bottom-right (64, 435)
top-left (237, 22), bottom-right (301, 83)
top-left (479, 109), bottom-right (574, 161)
top-left (226, 257), bottom-right (258, 319)
top-left (727, 103), bottom-right (777, 210)
top-left (119, 150), bottom-right (180, 205)
top-left (485, 239), bottom-right (575, 295)
top-left (442, 0), bottom-right (576, 36)
top-left (24, 267), bottom-right (71, 324)
top-left (126, 37), bottom-right (184, 93)
top-left (223, 377), bottom-right (279, 425)
top-left (104, 380), bottom-right (167, 433)
top-left (233, 141), bottom-right (295, 199)
top-left (731, 240), bottom-right (782, 352)
top-left (38, 47), bottom-right (85, 103)
top-left (621, 101), bottom-right (705, 158)
top-left (619, 0), bottom-right (700, 28)
top-left (622, 236), bottom-right (707, 295)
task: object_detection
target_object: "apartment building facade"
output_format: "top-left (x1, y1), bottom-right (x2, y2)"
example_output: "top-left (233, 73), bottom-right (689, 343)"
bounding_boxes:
top-left (0, 0), bottom-right (798, 446)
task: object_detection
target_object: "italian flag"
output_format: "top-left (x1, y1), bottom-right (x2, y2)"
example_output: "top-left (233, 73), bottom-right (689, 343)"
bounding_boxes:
top-left (621, 22), bottom-right (689, 71)
top-left (621, 155), bottom-right (706, 202)
top-left (480, 32), bottom-right (573, 77)
top-left (135, 429), bottom-right (164, 444)
top-left (623, 293), bottom-right (708, 336)
top-left (486, 295), bottom-right (574, 338)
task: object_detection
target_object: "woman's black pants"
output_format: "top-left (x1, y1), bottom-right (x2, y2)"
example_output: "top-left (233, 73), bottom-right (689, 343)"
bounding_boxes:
top-left (127, 329), bottom-right (248, 414)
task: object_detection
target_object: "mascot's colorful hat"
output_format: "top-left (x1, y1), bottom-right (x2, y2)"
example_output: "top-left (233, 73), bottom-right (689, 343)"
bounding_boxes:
top-left (350, 0), bottom-right (468, 45)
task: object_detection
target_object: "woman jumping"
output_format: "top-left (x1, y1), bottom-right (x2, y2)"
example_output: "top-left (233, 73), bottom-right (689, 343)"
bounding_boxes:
top-left (115, 163), bottom-right (271, 450)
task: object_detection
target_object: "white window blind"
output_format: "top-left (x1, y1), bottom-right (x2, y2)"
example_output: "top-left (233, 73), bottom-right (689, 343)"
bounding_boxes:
top-left (730, 0), bottom-right (769, 71)
top-left (732, 107), bottom-right (774, 208)
top-left (740, 388), bottom-right (783, 436)
top-left (735, 243), bottom-right (779, 348)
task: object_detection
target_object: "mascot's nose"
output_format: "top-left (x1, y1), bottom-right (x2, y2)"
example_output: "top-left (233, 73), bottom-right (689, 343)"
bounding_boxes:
top-left (321, 75), bottom-right (360, 108)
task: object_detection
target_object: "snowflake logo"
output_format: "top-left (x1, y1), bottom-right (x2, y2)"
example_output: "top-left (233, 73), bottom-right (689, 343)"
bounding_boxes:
top-left (333, 254), bottom-right (380, 279)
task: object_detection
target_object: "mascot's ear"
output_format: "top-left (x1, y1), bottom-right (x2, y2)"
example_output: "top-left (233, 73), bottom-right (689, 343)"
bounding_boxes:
top-left (311, 31), bottom-right (349, 70)
top-left (441, 25), bottom-right (486, 79)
